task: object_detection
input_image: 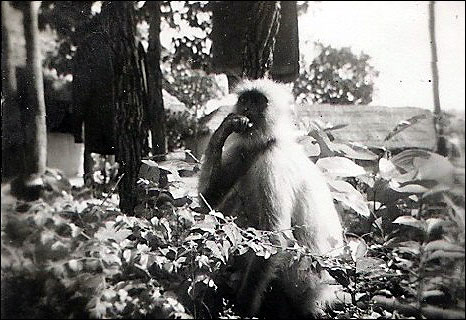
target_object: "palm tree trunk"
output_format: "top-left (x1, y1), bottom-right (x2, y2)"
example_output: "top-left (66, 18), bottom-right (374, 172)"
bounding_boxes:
top-left (429, 1), bottom-right (447, 156)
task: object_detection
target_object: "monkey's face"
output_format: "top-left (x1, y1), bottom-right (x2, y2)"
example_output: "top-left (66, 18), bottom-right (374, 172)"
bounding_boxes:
top-left (235, 90), bottom-right (269, 132)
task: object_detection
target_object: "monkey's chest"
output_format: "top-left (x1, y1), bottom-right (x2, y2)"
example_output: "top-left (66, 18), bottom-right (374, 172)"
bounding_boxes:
top-left (218, 154), bottom-right (301, 230)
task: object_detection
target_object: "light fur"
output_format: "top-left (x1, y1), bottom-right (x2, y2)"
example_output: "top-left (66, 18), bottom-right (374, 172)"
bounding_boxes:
top-left (198, 79), bottom-right (344, 317)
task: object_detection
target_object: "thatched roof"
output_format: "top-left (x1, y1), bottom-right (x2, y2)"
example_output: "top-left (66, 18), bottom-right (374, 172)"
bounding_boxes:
top-left (298, 104), bottom-right (436, 150)
top-left (201, 103), bottom-right (437, 151)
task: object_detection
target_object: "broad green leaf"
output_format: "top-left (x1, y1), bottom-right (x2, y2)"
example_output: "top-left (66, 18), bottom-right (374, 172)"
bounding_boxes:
top-left (307, 129), bottom-right (334, 158)
top-left (68, 259), bottom-right (83, 272)
top-left (444, 195), bottom-right (465, 231)
top-left (168, 182), bottom-right (189, 199)
top-left (328, 179), bottom-right (371, 217)
top-left (392, 216), bottom-right (426, 231)
top-left (379, 157), bottom-right (417, 182)
top-left (222, 240), bottom-right (231, 262)
top-left (317, 157), bottom-right (366, 177)
top-left (347, 237), bottom-right (367, 261)
top-left (424, 239), bottom-right (465, 252)
top-left (185, 233), bottom-right (203, 242)
top-left (176, 175), bottom-right (200, 198)
top-left (101, 250), bottom-right (121, 267)
top-left (388, 181), bottom-right (429, 194)
top-left (390, 149), bottom-right (431, 172)
top-left (379, 157), bottom-right (400, 180)
top-left (356, 257), bottom-right (385, 274)
top-left (101, 288), bottom-right (117, 301)
top-left (192, 219), bottom-right (217, 233)
top-left (123, 249), bottom-right (132, 262)
top-left (136, 243), bottom-right (150, 253)
top-left (425, 250), bottom-right (465, 262)
top-left (196, 255), bottom-right (210, 269)
top-left (331, 141), bottom-right (378, 160)
top-left (396, 241), bottom-right (421, 255)
top-left (95, 221), bottom-right (132, 243)
top-left (160, 218), bottom-right (172, 240)
top-left (163, 261), bottom-right (174, 273)
top-left (176, 256), bottom-right (187, 264)
top-left (88, 297), bottom-right (112, 319)
top-left (158, 159), bottom-right (197, 175)
top-left (395, 257), bottom-right (413, 269)
top-left (413, 153), bottom-right (455, 186)
top-left (297, 135), bottom-right (321, 157)
top-left (421, 290), bottom-right (445, 300)
top-left (178, 209), bottom-right (195, 227)
top-left (382, 150), bottom-right (456, 192)
top-left (222, 224), bottom-right (240, 247)
top-left (357, 175), bottom-right (375, 188)
top-left (205, 240), bottom-right (225, 263)
top-left (425, 218), bottom-right (448, 237)
top-left (139, 160), bottom-right (160, 182)
top-left (210, 210), bottom-right (226, 221)
top-left (139, 253), bottom-right (149, 268)
top-left (384, 114), bottom-right (429, 142)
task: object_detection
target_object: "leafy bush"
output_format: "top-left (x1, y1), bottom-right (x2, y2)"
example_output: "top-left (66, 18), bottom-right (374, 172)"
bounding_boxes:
top-left (165, 111), bottom-right (209, 151)
top-left (293, 42), bottom-right (379, 105)
top-left (298, 116), bottom-right (465, 318)
top-left (2, 113), bottom-right (464, 319)
top-left (1, 158), bottom-right (338, 318)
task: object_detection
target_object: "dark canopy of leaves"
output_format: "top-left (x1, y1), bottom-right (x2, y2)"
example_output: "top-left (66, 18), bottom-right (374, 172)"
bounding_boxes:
top-left (293, 43), bottom-right (379, 105)
top-left (39, 1), bottom-right (213, 74)
top-left (39, 1), bottom-right (98, 75)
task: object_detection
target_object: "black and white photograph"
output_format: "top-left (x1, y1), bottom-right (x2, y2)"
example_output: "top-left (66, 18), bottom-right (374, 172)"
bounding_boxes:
top-left (1, 1), bottom-right (465, 318)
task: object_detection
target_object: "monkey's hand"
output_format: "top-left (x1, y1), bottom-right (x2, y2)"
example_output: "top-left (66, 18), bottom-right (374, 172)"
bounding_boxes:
top-left (222, 113), bottom-right (252, 134)
top-left (208, 114), bottom-right (252, 153)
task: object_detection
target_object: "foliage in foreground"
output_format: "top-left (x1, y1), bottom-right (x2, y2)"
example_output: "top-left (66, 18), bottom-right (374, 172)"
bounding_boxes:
top-left (2, 115), bottom-right (465, 319)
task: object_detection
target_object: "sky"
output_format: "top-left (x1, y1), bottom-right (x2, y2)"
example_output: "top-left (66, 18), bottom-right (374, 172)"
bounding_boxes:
top-left (298, 1), bottom-right (465, 113)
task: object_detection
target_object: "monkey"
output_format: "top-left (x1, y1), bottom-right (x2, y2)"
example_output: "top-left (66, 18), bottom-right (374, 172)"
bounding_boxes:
top-left (198, 79), bottom-right (345, 318)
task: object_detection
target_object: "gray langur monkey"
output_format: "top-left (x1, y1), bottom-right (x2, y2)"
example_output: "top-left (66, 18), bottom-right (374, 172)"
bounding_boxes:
top-left (198, 79), bottom-right (344, 318)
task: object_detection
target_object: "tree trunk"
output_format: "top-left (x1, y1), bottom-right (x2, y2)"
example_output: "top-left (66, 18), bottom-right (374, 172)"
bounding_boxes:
top-left (429, 1), bottom-right (447, 156)
top-left (104, 2), bottom-right (149, 214)
top-left (8, 1), bottom-right (47, 200)
top-left (146, 1), bottom-right (167, 157)
top-left (22, 1), bottom-right (47, 176)
top-left (242, 1), bottom-right (281, 79)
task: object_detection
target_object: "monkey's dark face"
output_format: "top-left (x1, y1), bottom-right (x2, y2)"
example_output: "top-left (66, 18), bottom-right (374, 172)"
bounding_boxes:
top-left (235, 90), bottom-right (269, 130)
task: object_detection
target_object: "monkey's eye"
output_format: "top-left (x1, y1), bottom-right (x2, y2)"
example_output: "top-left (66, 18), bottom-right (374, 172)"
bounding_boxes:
top-left (258, 95), bottom-right (268, 106)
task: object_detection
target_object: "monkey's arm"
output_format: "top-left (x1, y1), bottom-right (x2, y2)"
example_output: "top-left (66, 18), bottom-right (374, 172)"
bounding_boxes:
top-left (199, 114), bottom-right (250, 207)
